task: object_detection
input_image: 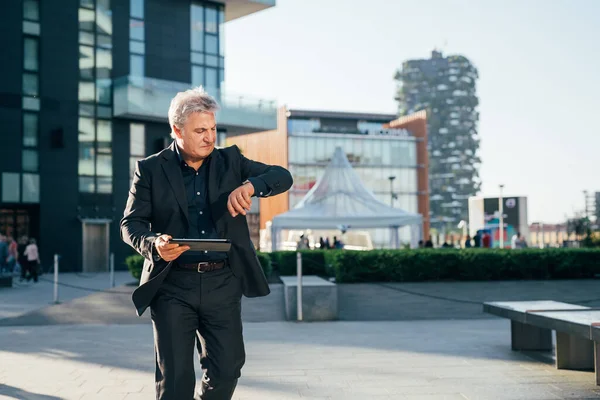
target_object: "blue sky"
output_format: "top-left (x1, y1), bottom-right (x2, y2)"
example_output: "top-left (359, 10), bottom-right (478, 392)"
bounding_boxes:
top-left (224, 0), bottom-right (600, 223)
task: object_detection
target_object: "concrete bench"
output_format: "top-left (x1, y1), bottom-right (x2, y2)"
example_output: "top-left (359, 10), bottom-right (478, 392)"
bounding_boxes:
top-left (484, 300), bottom-right (600, 384)
top-left (280, 275), bottom-right (337, 321)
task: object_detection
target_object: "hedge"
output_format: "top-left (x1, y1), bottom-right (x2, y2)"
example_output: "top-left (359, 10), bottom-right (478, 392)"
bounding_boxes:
top-left (268, 250), bottom-right (333, 277)
top-left (326, 248), bottom-right (600, 283)
top-left (125, 253), bottom-right (273, 280)
top-left (125, 249), bottom-right (600, 283)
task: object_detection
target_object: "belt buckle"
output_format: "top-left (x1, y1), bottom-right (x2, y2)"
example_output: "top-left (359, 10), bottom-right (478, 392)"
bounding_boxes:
top-left (197, 262), bottom-right (209, 273)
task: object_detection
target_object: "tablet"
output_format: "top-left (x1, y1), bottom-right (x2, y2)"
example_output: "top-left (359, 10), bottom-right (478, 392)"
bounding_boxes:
top-left (169, 238), bottom-right (232, 252)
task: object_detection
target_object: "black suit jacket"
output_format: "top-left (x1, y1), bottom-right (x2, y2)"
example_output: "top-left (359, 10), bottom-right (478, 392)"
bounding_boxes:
top-left (120, 142), bottom-right (293, 316)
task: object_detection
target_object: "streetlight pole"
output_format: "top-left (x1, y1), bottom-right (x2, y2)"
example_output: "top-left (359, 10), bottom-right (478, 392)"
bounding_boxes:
top-left (499, 184), bottom-right (505, 248)
top-left (388, 176), bottom-right (396, 207)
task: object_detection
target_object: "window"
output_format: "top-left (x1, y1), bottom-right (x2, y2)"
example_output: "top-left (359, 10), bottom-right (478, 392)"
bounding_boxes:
top-left (130, 54), bottom-right (144, 76)
top-left (79, 8), bottom-right (95, 31)
top-left (205, 7), bottom-right (218, 33)
top-left (2, 173), bottom-right (20, 203)
top-left (24, 38), bottom-right (38, 71)
top-left (79, 81), bottom-right (95, 102)
top-left (130, 19), bottom-right (144, 41)
top-left (23, 113), bottom-right (38, 147)
top-left (80, 45), bottom-right (95, 79)
top-left (130, 0), bottom-right (144, 19)
top-left (22, 97), bottom-right (40, 111)
top-left (205, 55), bottom-right (218, 67)
top-left (24, 0), bottom-right (39, 21)
top-left (205, 35), bottom-right (218, 54)
top-left (205, 68), bottom-right (218, 90)
top-left (96, 0), bottom-right (112, 36)
top-left (22, 150), bottom-right (38, 172)
top-left (130, 40), bottom-right (144, 54)
top-left (80, 31), bottom-right (94, 45)
top-left (130, 123), bottom-right (145, 183)
top-left (78, 117), bottom-right (95, 176)
top-left (192, 65), bottom-right (204, 86)
top-left (96, 79), bottom-right (111, 104)
top-left (96, 48), bottom-right (112, 78)
top-left (23, 21), bottom-right (40, 35)
top-left (22, 174), bottom-right (40, 203)
top-left (22, 73), bottom-right (38, 96)
top-left (191, 4), bottom-right (204, 52)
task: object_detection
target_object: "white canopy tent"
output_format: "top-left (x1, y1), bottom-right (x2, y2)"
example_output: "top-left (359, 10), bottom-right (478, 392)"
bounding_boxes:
top-left (271, 147), bottom-right (423, 250)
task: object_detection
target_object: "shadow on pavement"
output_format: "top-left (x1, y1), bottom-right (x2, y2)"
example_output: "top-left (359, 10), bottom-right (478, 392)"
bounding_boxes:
top-left (0, 384), bottom-right (63, 400)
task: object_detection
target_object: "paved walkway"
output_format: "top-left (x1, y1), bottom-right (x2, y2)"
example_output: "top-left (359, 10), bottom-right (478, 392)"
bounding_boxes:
top-left (1, 320), bottom-right (600, 400)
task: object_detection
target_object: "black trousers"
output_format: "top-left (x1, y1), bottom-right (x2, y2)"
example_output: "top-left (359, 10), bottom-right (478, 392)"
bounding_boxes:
top-left (150, 264), bottom-right (245, 400)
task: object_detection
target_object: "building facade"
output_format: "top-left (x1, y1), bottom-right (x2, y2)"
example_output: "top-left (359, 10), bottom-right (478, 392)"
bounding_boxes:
top-left (0, 0), bottom-right (276, 272)
top-left (227, 108), bottom-right (430, 249)
top-left (395, 50), bottom-right (480, 230)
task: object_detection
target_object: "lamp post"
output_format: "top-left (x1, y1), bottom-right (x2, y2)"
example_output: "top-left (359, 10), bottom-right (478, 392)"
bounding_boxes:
top-left (388, 176), bottom-right (396, 207)
top-left (499, 184), bottom-right (505, 248)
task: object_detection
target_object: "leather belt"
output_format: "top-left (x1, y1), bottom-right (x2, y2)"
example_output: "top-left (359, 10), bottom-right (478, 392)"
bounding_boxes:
top-left (176, 260), bottom-right (226, 273)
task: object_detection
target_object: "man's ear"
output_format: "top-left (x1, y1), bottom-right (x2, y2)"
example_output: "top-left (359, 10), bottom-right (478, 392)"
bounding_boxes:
top-left (172, 125), bottom-right (183, 139)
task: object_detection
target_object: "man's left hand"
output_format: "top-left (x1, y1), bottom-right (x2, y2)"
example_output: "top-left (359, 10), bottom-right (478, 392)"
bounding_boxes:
top-left (227, 181), bottom-right (254, 217)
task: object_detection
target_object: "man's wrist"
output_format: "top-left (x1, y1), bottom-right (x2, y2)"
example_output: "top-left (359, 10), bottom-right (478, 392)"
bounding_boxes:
top-left (242, 180), bottom-right (255, 196)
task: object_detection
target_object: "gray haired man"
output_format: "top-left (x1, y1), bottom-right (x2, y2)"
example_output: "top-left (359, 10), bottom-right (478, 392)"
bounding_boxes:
top-left (121, 87), bottom-right (293, 399)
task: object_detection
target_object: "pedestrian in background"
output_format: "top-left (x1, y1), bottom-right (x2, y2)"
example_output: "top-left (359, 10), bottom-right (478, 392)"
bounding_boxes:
top-left (24, 238), bottom-right (39, 282)
top-left (0, 233), bottom-right (8, 274)
top-left (18, 236), bottom-right (29, 281)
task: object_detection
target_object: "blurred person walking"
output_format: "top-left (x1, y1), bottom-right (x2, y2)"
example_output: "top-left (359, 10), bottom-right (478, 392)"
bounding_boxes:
top-left (24, 238), bottom-right (39, 282)
top-left (0, 233), bottom-right (8, 274)
top-left (18, 236), bottom-right (29, 281)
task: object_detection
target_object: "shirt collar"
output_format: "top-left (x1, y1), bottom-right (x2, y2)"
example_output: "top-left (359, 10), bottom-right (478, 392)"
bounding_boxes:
top-left (174, 143), bottom-right (212, 168)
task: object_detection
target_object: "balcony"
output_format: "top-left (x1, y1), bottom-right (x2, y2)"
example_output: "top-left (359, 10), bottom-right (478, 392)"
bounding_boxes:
top-left (223, 0), bottom-right (276, 21)
top-left (113, 76), bottom-right (277, 133)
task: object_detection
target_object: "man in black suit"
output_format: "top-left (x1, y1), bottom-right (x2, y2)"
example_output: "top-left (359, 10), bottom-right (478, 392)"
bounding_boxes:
top-left (120, 87), bottom-right (293, 400)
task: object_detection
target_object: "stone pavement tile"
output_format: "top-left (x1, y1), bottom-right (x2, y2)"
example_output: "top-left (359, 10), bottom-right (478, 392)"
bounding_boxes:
top-left (396, 395), bottom-right (468, 400)
top-left (80, 394), bottom-right (127, 400)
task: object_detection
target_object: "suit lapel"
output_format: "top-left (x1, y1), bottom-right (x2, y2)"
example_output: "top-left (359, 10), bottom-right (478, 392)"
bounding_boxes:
top-left (161, 143), bottom-right (189, 224)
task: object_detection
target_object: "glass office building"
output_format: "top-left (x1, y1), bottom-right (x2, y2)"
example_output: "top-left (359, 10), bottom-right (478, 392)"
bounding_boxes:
top-left (0, 0), bottom-right (277, 272)
top-left (287, 111), bottom-right (420, 247)
top-left (227, 108), bottom-right (429, 249)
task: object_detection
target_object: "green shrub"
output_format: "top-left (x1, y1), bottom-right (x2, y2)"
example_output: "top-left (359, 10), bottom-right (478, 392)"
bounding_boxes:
top-left (326, 248), bottom-right (600, 283)
top-left (256, 252), bottom-right (272, 278)
top-left (269, 250), bottom-right (333, 277)
top-left (125, 254), bottom-right (144, 280)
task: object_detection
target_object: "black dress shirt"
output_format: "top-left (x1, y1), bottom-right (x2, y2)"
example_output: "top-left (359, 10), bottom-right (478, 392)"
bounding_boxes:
top-left (173, 145), bottom-right (268, 264)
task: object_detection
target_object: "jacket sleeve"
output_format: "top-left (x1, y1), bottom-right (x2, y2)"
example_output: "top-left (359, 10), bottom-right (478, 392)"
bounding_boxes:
top-left (120, 160), bottom-right (160, 260)
top-left (234, 145), bottom-right (293, 198)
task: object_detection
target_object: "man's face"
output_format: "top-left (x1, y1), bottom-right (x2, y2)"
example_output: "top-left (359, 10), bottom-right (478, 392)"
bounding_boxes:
top-left (174, 112), bottom-right (217, 160)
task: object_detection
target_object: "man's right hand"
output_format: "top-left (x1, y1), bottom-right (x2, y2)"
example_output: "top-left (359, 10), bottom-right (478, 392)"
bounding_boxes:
top-left (154, 234), bottom-right (190, 262)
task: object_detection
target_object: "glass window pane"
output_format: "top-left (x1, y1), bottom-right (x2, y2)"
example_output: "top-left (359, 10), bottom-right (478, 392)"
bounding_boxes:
top-left (97, 155), bottom-right (112, 176)
top-left (96, 0), bottom-right (112, 36)
top-left (79, 81), bottom-right (95, 102)
top-left (79, 8), bottom-right (95, 31)
top-left (130, 123), bottom-right (145, 156)
top-left (80, 0), bottom-right (94, 9)
top-left (2, 173), bottom-right (20, 203)
top-left (22, 174), bottom-right (40, 203)
top-left (130, 54), bottom-right (144, 76)
top-left (22, 73), bottom-right (38, 96)
top-left (191, 52), bottom-right (203, 64)
top-left (205, 67), bottom-right (218, 91)
top-left (97, 176), bottom-right (112, 193)
top-left (79, 176), bottom-right (95, 193)
top-left (130, 40), bottom-right (145, 54)
top-left (22, 97), bottom-right (40, 111)
top-left (23, 21), bottom-right (40, 35)
top-left (205, 55), bottom-right (218, 67)
top-left (96, 79), bottom-right (111, 104)
top-left (22, 150), bottom-right (38, 172)
top-left (97, 34), bottom-right (112, 49)
top-left (97, 105), bottom-right (112, 118)
top-left (79, 103), bottom-right (95, 117)
top-left (205, 34), bottom-right (217, 54)
top-left (191, 4), bottom-right (204, 52)
top-left (79, 31), bottom-right (95, 45)
top-left (218, 9), bottom-right (225, 56)
top-left (96, 48), bottom-right (112, 79)
top-left (23, 113), bottom-right (38, 147)
top-left (78, 117), bottom-right (95, 176)
top-left (80, 45), bottom-right (95, 79)
top-left (205, 7), bottom-right (217, 33)
top-left (130, 19), bottom-right (144, 41)
top-left (192, 66), bottom-right (204, 87)
top-left (97, 119), bottom-right (112, 144)
top-left (24, 38), bottom-right (38, 71)
top-left (130, 0), bottom-right (144, 19)
top-left (24, 0), bottom-right (40, 20)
